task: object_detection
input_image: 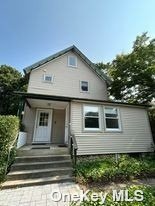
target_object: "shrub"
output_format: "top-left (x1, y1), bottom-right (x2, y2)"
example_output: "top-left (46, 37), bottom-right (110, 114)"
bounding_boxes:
top-left (71, 185), bottom-right (155, 206)
top-left (75, 155), bottom-right (155, 184)
top-left (0, 115), bottom-right (19, 182)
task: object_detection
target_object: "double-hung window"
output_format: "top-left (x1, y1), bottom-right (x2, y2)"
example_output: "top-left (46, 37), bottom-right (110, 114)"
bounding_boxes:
top-left (84, 106), bottom-right (100, 131)
top-left (43, 74), bottom-right (54, 83)
top-left (104, 107), bottom-right (121, 131)
top-left (68, 56), bottom-right (77, 67)
top-left (80, 81), bottom-right (89, 92)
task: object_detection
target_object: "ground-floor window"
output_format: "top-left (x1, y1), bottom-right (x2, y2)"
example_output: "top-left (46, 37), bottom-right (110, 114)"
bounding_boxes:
top-left (104, 107), bottom-right (121, 131)
top-left (83, 105), bottom-right (101, 131)
top-left (83, 105), bottom-right (121, 132)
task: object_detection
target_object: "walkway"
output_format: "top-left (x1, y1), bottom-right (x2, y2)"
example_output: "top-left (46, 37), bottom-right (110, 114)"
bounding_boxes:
top-left (0, 182), bottom-right (80, 206)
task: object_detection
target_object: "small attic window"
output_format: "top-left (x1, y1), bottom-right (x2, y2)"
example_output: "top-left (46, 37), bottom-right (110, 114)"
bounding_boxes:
top-left (43, 74), bottom-right (53, 83)
top-left (68, 56), bottom-right (77, 67)
top-left (80, 81), bottom-right (89, 92)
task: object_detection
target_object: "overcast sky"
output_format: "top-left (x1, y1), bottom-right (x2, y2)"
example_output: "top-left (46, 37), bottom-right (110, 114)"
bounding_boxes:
top-left (1, 0), bottom-right (155, 72)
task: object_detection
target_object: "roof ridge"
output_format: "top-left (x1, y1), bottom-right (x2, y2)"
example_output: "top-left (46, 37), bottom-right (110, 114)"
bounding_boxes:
top-left (23, 45), bottom-right (75, 73)
top-left (23, 45), bottom-right (111, 84)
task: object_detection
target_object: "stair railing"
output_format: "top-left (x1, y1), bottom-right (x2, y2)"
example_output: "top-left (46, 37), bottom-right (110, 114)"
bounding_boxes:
top-left (5, 133), bottom-right (18, 175)
top-left (69, 134), bottom-right (78, 165)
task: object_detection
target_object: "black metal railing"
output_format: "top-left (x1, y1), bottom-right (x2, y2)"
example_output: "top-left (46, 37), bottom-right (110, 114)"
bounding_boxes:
top-left (70, 134), bottom-right (78, 165)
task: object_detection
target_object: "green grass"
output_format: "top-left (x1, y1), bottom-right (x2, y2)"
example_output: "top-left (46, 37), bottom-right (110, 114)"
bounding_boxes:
top-left (75, 155), bottom-right (155, 184)
top-left (71, 185), bottom-right (155, 206)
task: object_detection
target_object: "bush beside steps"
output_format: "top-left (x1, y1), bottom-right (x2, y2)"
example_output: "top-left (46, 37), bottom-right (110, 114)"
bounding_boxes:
top-left (0, 115), bottom-right (19, 183)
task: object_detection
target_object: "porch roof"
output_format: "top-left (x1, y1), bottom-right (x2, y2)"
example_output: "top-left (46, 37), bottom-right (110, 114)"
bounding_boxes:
top-left (15, 92), bottom-right (150, 108)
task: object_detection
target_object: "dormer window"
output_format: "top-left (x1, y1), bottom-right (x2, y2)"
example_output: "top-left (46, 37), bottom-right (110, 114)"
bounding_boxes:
top-left (43, 74), bottom-right (53, 83)
top-left (68, 56), bottom-right (77, 67)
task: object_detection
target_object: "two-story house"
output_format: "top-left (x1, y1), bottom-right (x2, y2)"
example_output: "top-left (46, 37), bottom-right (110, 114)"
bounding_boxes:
top-left (19, 45), bottom-right (154, 155)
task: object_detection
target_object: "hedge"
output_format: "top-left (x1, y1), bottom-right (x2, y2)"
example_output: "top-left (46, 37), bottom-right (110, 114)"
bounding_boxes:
top-left (0, 115), bottom-right (19, 182)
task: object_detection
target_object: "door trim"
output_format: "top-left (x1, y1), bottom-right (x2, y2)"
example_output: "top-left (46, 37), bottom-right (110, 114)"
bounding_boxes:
top-left (33, 108), bottom-right (52, 143)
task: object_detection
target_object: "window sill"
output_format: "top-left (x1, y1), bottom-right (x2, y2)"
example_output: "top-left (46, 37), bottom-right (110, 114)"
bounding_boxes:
top-left (80, 91), bottom-right (90, 93)
top-left (42, 81), bottom-right (53, 84)
top-left (105, 129), bottom-right (122, 133)
top-left (68, 65), bottom-right (77, 68)
top-left (83, 129), bottom-right (102, 133)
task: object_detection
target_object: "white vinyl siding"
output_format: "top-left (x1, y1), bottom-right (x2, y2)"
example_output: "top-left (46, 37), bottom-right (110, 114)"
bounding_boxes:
top-left (71, 101), bottom-right (154, 155)
top-left (22, 105), bottom-right (36, 144)
top-left (27, 51), bottom-right (108, 101)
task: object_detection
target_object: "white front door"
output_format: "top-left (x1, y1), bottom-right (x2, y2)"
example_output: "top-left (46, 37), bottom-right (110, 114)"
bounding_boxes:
top-left (33, 109), bottom-right (52, 143)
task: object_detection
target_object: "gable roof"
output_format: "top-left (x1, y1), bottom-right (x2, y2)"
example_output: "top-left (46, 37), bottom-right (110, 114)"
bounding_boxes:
top-left (23, 45), bottom-right (112, 84)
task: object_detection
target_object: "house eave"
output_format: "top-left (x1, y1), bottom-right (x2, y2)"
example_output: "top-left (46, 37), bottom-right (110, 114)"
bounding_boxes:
top-left (23, 45), bottom-right (112, 85)
top-left (14, 92), bottom-right (150, 108)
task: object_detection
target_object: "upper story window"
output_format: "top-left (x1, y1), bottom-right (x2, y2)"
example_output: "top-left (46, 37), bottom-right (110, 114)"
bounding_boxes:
top-left (84, 105), bottom-right (101, 131)
top-left (104, 107), bottom-right (121, 131)
top-left (68, 56), bottom-right (77, 67)
top-left (80, 81), bottom-right (89, 92)
top-left (43, 74), bottom-right (54, 83)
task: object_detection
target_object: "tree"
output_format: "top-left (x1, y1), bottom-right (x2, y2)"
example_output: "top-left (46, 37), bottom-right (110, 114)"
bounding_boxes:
top-left (0, 65), bottom-right (27, 115)
top-left (96, 33), bottom-right (155, 104)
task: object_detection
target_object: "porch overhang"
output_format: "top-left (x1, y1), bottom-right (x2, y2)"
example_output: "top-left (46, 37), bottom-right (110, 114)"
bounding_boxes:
top-left (15, 92), bottom-right (71, 109)
top-left (14, 91), bottom-right (150, 108)
top-left (15, 92), bottom-right (71, 102)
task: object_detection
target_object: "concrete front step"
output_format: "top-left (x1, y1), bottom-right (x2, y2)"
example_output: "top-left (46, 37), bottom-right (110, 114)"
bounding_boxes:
top-left (11, 160), bottom-right (72, 171)
top-left (7, 167), bottom-right (73, 180)
top-left (17, 148), bottom-right (69, 156)
top-left (15, 155), bottom-right (71, 163)
top-left (2, 175), bottom-right (75, 189)
top-left (3, 148), bottom-right (74, 189)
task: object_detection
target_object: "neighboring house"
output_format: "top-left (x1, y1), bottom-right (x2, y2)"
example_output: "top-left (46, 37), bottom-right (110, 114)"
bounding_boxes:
top-left (19, 45), bottom-right (154, 155)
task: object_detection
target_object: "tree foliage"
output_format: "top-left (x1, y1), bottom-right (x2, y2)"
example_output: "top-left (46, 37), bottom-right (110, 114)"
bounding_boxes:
top-left (97, 33), bottom-right (155, 104)
top-left (0, 65), bottom-right (27, 115)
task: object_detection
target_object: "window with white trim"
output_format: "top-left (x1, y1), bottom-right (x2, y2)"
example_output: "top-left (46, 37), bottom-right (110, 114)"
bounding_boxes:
top-left (68, 56), bottom-right (77, 67)
top-left (104, 107), bottom-right (121, 131)
top-left (84, 106), bottom-right (100, 130)
top-left (80, 81), bottom-right (89, 92)
top-left (43, 74), bottom-right (53, 83)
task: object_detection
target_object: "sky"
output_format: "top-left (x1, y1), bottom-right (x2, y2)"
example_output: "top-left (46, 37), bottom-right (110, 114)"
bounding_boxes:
top-left (0, 0), bottom-right (155, 72)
